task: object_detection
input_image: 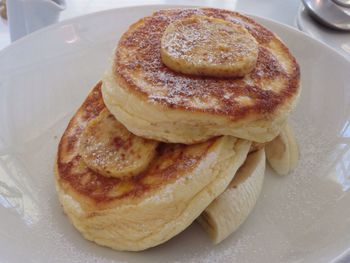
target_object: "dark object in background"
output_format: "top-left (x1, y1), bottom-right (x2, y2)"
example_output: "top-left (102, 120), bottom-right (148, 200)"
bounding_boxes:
top-left (0, 0), bottom-right (6, 20)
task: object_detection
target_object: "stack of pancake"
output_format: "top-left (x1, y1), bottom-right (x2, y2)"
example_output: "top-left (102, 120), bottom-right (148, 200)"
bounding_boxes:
top-left (55, 8), bottom-right (300, 251)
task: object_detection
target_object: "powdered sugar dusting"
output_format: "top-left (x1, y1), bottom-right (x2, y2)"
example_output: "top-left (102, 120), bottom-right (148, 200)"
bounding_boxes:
top-left (162, 15), bottom-right (257, 65)
top-left (57, 84), bottom-right (219, 203)
top-left (79, 109), bottom-right (158, 177)
top-left (115, 8), bottom-right (298, 119)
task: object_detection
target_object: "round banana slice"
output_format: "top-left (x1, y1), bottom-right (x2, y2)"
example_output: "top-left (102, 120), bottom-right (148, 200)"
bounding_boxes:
top-left (79, 109), bottom-right (159, 178)
top-left (198, 149), bottom-right (265, 244)
top-left (265, 123), bottom-right (299, 176)
top-left (160, 15), bottom-right (259, 78)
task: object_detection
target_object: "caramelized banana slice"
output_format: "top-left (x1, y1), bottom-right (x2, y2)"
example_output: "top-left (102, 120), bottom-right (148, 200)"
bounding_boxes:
top-left (79, 109), bottom-right (158, 178)
top-left (161, 15), bottom-right (258, 78)
top-left (249, 141), bottom-right (266, 153)
top-left (198, 149), bottom-right (265, 244)
top-left (265, 123), bottom-right (299, 175)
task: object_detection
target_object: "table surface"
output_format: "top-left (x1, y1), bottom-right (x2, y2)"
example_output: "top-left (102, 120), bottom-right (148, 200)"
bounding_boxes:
top-left (0, 0), bottom-right (300, 50)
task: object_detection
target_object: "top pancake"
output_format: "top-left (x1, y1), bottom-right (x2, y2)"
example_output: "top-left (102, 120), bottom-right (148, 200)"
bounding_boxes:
top-left (103, 8), bottom-right (300, 143)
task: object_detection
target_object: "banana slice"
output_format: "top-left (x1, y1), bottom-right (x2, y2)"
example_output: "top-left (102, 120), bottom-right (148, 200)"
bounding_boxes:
top-left (265, 123), bottom-right (299, 175)
top-left (249, 141), bottom-right (266, 153)
top-left (79, 109), bottom-right (159, 178)
top-left (198, 149), bottom-right (265, 244)
top-left (161, 15), bottom-right (258, 78)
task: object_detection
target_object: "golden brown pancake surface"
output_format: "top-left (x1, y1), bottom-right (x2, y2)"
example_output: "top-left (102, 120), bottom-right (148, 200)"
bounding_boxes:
top-left (55, 82), bottom-right (253, 251)
top-left (114, 8), bottom-right (300, 120)
top-left (56, 82), bottom-right (217, 209)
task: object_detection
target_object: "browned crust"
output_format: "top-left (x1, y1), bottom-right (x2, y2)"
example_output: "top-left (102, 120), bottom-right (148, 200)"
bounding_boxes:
top-left (56, 82), bottom-right (216, 209)
top-left (114, 8), bottom-right (300, 120)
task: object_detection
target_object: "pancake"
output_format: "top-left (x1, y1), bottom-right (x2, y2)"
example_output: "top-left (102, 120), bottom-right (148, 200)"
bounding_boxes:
top-left (55, 82), bottom-right (251, 251)
top-left (102, 8), bottom-right (300, 144)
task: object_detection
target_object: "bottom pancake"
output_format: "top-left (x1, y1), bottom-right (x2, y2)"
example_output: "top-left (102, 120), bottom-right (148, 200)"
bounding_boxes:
top-left (55, 82), bottom-right (251, 251)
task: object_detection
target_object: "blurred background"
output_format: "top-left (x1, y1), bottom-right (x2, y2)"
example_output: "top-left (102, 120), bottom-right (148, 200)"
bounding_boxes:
top-left (0, 0), bottom-right (349, 59)
top-left (0, 0), bottom-right (300, 49)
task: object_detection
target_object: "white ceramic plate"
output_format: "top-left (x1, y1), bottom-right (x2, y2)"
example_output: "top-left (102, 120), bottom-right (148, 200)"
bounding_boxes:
top-left (1, 5), bottom-right (350, 263)
top-left (296, 4), bottom-right (350, 61)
